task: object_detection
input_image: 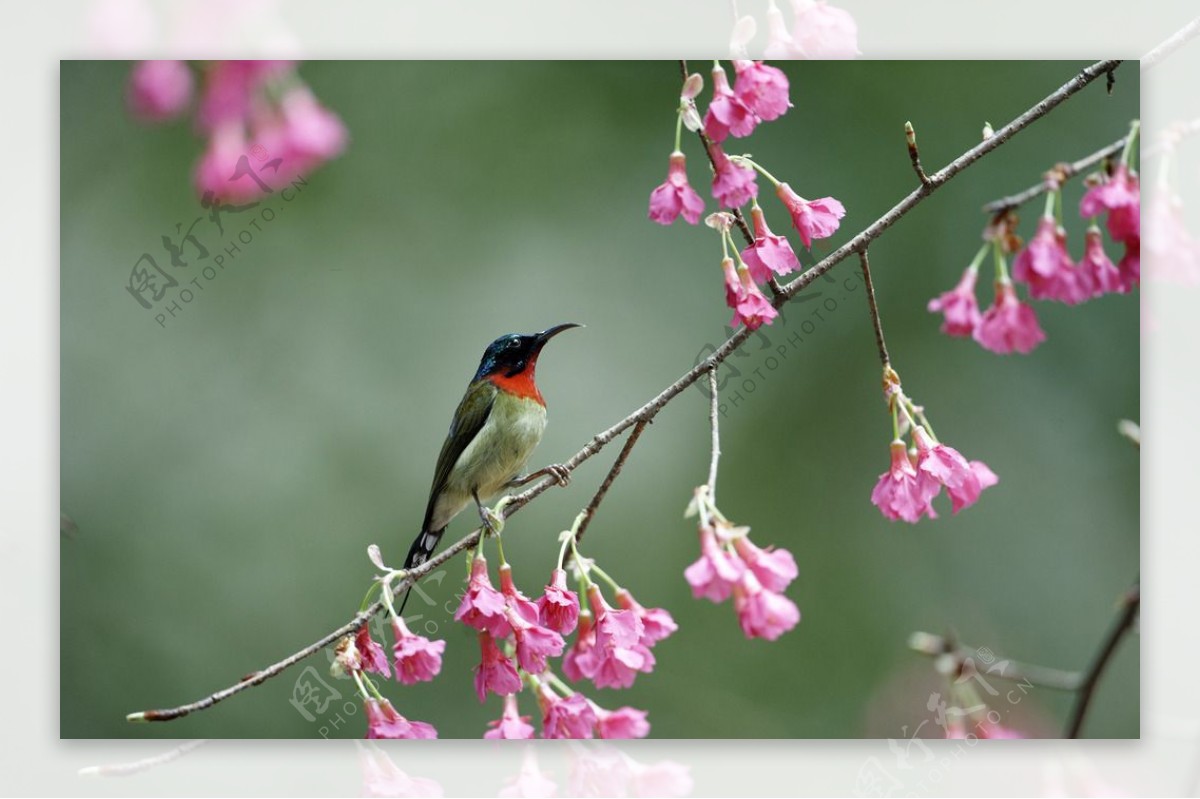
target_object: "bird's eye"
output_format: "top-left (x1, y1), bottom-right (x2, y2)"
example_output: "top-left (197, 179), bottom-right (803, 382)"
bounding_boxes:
top-left (507, 338), bottom-right (521, 350)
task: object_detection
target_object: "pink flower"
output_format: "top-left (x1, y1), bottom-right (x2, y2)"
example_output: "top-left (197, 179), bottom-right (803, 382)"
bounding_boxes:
top-left (498, 564), bottom-right (541, 626)
top-left (127, 60), bottom-right (193, 122)
top-left (703, 64), bottom-right (757, 143)
top-left (684, 523), bottom-right (746, 601)
top-left (505, 607), bottom-right (565, 676)
top-left (792, 0), bottom-right (860, 59)
top-left (484, 694), bottom-right (535, 740)
top-left (455, 556), bottom-right (511, 638)
top-left (193, 123), bottom-right (263, 204)
top-left (732, 60), bottom-right (792, 122)
top-left (278, 86), bottom-right (347, 165)
top-left (1077, 228), bottom-right (1123, 296)
top-left (355, 624), bottom-right (392, 679)
top-left (587, 586), bottom-right (654, 689)
top-left (871, 439), bottom-right (939, 523)
top-left (709, 143), bottom-right (758, 209)
top-left (973, 279), bottom-right (1046, 355)
top-left (775, 183), bottom-right (845, 247)
top-left (595, 704), bottom-right (651, 739)
top-left (1012, 216), bottom-right (1091, 303)
top-left (196, 60), bottom-right (292, 133)
top-left (364, 698), bottom-right (438, 740)
top-left (1145, 188), bottom-right (1199, 284)
top-left (927, 266), bottom-right (982, 337)
top-left (912, 427), bottom-right (992, 513)
top-left (615, 588), bottom-right (678, 646)
top-left (473, 632), bottom-right (521, 703)
top-left (732, 570), bottom-right (800, 641)
top-left (971, 460), bottom-right (999, 492)
top-left (390, 616), bottom-right (445, 685)
top-left (541, 690), bottom-right (597, 739)
top-left (731, 535), bottom-right (798, 593)
top-left (723, 258), bottom-right (779, 331)
top-left (562, 611), bottom-right (601, 682)
top-left (648, 152), bottom-right (705, 226)
top-left (741, 205), bottom-right (801, 280)
top-left (1081, 165), bottom-right (1140, 244)
top-left (537, 568), bottom-right (580, 634)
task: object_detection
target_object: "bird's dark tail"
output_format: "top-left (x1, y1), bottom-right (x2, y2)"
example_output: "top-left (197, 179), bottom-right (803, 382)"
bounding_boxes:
top-left (396, 527), bottom-right (445, 616)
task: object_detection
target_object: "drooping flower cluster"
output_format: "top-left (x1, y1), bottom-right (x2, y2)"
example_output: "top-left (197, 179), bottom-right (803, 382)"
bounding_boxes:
top-left (683, 487), bottom-right (800, 640)
top-left (125, 60), bottom-right (347, 203)
top-left (869, 368), bottom-right (997, 523)
top-left (930, 120), bottom-right (1140, 354)
top-left (333, 616), bottom-right (443, 739)
top-left (648, 60), bottom-right (845, 333)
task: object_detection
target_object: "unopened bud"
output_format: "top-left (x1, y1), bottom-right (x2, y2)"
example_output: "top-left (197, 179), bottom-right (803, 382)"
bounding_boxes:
top-left (904, 121), bottom-right (916, 147)
top-left (982, 121), bottom-right (994, 141)
top-left (705, 211), bottom-right (735, 232)
top-left (729, 16), bottom-right (757, 58)
top-left (680, 102), bottom-right (703, 132)
top-left (908, 631), bottom-right (946, 655)
top-left (681, 72), bottom-right (704, 101)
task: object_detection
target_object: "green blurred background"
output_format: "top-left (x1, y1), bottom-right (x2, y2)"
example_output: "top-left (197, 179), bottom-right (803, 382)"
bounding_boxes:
top-left (60, 60), bottom-right (1138, 739)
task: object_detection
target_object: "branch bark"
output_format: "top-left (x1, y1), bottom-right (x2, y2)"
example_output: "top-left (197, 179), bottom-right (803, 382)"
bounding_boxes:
top-left (1064, 580), bottom-right (1140, 738)
top-left (127, 58), bottom-right (1124, 725)
top-left (981, 135), bottom-right (1127, 214)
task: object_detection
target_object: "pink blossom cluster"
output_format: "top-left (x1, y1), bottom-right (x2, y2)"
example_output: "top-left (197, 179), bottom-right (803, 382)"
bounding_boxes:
top-left (684, 494), bottom-right (800, 640)
top-left (334, 621), bottom-right (444, 739)
top-left (930, 141), bottom-right (1141, 355)
top-left (125, 60), bottom-right (347, 203)
top-left (455, 553), bottom-right (672, 738)
top-left (762, 0), bottom-right (860, 60)
top-left (870, 377), bottom-right (997, 523)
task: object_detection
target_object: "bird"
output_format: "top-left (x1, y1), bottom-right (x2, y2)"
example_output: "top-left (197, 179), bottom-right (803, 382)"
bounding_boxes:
top-left (397, 323), bottom-right (580, 614)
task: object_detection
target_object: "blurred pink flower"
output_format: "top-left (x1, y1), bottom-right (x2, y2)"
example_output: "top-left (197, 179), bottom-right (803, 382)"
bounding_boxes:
top-left (1077, 228), bottom-right (1124, 296)
top-left (649, 151), bottom-right (705, 226)
top-left (127, 60), bottom-right (193, 122)
top-left (791, 0), bottom-right (860, 59)
top-left (587, 585), bottom-right (654, 689)
top-left (595, 704), bottom-right (651, 739)
top-left (775, 182), bottom-right (844, 247)
top-left (364, 698), bottom-right (437, 740)
top-left (973, 279), bottom-right (1046, 355)
top-left (1012, 216), bottom-right (1091, 303)
top-left (871, 439), bottom-right (938, 523)
top-left (390, 616), bottom-right (445, 685)
top-left (1081, 164), bottom-right (1140, 244)
top-left (763, 0), bottom-right (797, 58)
top-left (1145, 187), bottom-right (1198, 284)
top-left (927, 266), bottom-right (982, 337)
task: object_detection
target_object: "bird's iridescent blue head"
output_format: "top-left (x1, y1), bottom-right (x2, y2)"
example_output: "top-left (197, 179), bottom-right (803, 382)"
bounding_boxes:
top-left (473, 323), bottom-right (581, 381)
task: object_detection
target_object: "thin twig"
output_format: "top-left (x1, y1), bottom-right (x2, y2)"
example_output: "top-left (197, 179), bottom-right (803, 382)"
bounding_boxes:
top-left (904, 122), bottom-right (932, 187)
top-left (981, 136), bottom-right (1127, 214)
top-left (707, 366), bottom-right (721, 496)
top-left (128, 58), bottom-right (1122, 725)
top-left (910, 631), bottom-right (1081, 691)
top-left (857, 250), bottom-right (890, 368)
top-left (573, 419), bottom-right (649, 545)
top-left (1064, 580), bottom-right (1141, 738)
top-left (1141, 16), bottom-right (1200, 71)
top-left (775, 61), bottom-right (1122, 304)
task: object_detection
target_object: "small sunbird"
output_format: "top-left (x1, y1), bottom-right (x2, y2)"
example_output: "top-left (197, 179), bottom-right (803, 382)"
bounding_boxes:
top-left (398, 323), bottom-right (580, 613)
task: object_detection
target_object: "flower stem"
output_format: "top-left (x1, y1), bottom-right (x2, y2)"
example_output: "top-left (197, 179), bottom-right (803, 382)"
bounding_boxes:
top-left (1042, 188), bottom-right (1056, 220)
top-left (739, 156), bottom-right (784, 188)
top-left (587, 562), bottom-right (623, 594)
top-left (967, 241), bottom-right (990, 273)
top-left (1120, 119), bottom-right (1140, 166)
top-left (992, 240), bottom-right (1010, 283)
top-left (674, 110), bottom-right (684, 153)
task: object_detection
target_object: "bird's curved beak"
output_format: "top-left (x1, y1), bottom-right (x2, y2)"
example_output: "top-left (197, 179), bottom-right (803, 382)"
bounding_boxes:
top-left (535, 323), bottom-right (583, 346)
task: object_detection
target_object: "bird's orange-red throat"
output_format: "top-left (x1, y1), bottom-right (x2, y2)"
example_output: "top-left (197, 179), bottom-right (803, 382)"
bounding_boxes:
top-left (487, 361), bottom-right (545, 405)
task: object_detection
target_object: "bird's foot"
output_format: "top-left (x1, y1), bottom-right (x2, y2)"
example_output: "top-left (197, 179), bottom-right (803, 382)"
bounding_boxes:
top-left (507, 463), bottom-right (572, 489)
top-left (479, 503), bottom-right (506, 538)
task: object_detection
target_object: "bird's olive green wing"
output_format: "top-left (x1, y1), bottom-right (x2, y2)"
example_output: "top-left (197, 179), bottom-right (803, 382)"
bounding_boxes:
top-left (420, 379), bottom-right (497, 531)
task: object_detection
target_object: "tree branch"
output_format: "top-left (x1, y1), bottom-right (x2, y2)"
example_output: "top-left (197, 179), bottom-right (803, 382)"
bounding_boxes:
top-left (706, 366), bottom-right (721, 496)
top-left (1141, 15), bottom-right (1200, 71)
top-left (127, 58), bottom-right (1123, 725)
top-left (857, 250), bottom-right (890, 368)
top-left (1064, 579), bottom-right (1141, 738)
top-left (981, 135), bottom-right (1127, 214)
